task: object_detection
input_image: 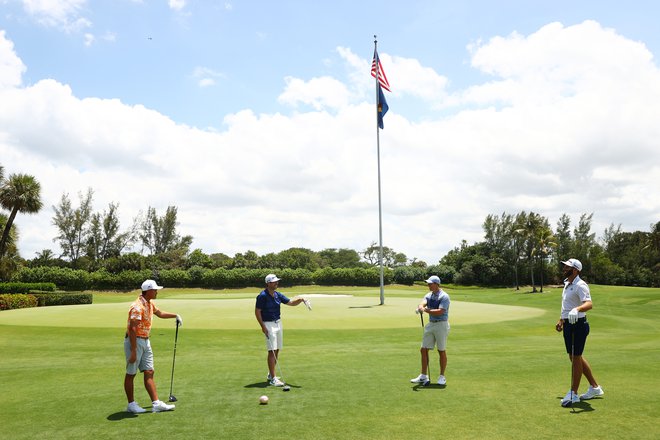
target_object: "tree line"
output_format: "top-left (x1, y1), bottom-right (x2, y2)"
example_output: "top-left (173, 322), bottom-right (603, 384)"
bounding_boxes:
top-left (1, 166), bottom-right (658, 287)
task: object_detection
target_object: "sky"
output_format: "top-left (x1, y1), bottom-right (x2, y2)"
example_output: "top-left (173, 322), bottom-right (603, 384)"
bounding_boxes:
top-left (1, 0), bottom-right (659, 265)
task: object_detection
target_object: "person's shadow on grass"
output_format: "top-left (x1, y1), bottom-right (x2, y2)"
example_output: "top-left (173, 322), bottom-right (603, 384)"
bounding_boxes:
top-left (557, 397), bottom-right (596, 413)
top-left (107, 412), bottom-right (138, 421)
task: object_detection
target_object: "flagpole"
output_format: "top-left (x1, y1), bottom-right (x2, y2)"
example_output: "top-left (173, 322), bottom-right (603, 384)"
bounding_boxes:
top-left (374, 35), bottom-right (385, 306)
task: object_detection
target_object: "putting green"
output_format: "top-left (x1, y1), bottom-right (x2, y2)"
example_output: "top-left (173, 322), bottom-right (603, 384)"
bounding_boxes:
top-left (0, 295), bottom-right (545, 329)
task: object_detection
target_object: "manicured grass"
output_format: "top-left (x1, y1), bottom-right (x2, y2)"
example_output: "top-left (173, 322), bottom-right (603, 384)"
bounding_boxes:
top-left (0, 284), bottom-right (658, 439)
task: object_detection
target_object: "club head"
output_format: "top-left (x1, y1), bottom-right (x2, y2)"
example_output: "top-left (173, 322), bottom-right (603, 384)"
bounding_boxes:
top-left (423, 380), bottom-right (431, 387)
top-left (283, 385), bottom-right (291, 392)
top-left (168, 395), bottom-right (178, 402)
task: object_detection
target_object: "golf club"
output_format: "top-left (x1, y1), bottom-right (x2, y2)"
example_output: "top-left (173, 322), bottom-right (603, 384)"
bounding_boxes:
top-left (303, 298), bottom-right (312, 311)
top-left (417, 309), bottom-right (431, 387)
top-left (273, 351), bottom-right (291, 391)
top-left (168, 320), bottom-right (180, 402)
top-left (268, 334), bottom-right (291, 392)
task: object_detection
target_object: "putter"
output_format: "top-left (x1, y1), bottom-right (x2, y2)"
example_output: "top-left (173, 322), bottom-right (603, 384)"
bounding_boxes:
top-left (268, 334), bottom-right (291, 392)
top-left (418, 310), bottom-right (431, 387)
top-left (168, 321), bottom-right (180, 402)
top-left (303, 298), bottom-right (312, 311)
top-left (273, 351), bottom-right (290, 391)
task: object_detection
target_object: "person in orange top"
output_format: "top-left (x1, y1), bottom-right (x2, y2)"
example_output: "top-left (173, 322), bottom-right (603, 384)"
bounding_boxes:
top-left (124, 279), bottom-right (183, 414)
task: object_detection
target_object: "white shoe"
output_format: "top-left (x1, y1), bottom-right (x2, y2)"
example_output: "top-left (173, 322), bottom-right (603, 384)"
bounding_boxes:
top-left (152, 400), bottom-right (175, 412)
top-left (270, 377), bottom-right (285, 387)
top-left (410, 374), bottom-right (429, 383)
top-left (561, 390), bottom-right (580, 407)
top-left (580, 385), bottom-right (604, 400)
top-left (437, 375), bottom-right (446, 385)
top-left (126, 401), bottom-right (146, 414)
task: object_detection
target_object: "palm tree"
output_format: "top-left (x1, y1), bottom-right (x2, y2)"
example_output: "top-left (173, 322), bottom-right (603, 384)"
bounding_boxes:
top-left (0, 173), bottom-right (43, 258)
top-left (535, 226), bottom-right (557, 292)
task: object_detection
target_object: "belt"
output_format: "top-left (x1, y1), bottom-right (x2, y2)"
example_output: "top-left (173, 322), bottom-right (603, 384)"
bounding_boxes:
top-left (264, 319), bottom-right (281, 323)
top-left (563, 317), bottom-right (587, 323)
top-left (125, 333), bottom-right (149, 339)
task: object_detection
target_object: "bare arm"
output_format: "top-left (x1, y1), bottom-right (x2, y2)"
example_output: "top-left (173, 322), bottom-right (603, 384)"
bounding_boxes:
top-left (127, 320), bottom-right (139, 363)
top-left (255, 308), bottom-right (268, 337)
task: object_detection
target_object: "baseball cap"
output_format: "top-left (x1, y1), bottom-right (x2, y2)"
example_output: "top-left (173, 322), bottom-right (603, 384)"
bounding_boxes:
top-left (265, 274), bottom-right (281, 283)
top-left (425, 275), bottom-right (441, 284)
top-left (141, 279), bottom-right (164, 291)
top-left (561, 258), bottom-right (583, 272)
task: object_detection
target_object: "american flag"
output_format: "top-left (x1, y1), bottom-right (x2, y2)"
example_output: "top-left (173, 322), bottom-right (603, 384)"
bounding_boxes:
top-left (371, 50), bottom-right (391, 92)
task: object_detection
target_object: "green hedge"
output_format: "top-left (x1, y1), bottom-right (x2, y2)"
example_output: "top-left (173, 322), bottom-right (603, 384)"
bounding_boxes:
top-left (0, 293), bottom-right (38, 310)
top-left (31, 292), bottom-right (93, 307)
top-left (0, 282), bottom-right (57, 294)
top-left (13, 266), bottom-right (397, 290)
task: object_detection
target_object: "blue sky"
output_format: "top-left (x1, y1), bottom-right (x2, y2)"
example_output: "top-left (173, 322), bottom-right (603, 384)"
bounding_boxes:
top-left (1, 0), bottom-right (659, 264)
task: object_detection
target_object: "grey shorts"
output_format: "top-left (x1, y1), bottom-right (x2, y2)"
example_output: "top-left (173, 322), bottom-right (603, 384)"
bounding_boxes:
top-left (422, 321), bottom-right (450, 351)
top-left (124, 337), bottom-right (154, 374)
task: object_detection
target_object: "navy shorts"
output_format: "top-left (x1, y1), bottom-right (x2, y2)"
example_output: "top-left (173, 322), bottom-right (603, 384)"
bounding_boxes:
top-left (563, 318), bottom-right (590, 356)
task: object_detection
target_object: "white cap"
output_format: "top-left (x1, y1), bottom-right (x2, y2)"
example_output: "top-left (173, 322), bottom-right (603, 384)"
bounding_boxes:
top-left (141, 279), bottom-right (164, 291)
top-left (265, 274), bottom-right (281, 283)
top-left (561, 258), bottom-right (583, 272)
top-left (425, 275), bottom-right (441, 284)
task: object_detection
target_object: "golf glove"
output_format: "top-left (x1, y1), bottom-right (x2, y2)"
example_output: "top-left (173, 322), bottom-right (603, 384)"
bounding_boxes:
top-left (176, 314), bottom-right (183, 326)
top-left (567, 308), bottom-right (579, 324)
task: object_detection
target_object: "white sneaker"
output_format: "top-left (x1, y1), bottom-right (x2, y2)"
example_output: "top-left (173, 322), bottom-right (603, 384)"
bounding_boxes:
top-left (561, 390), bottom-right (580, 407)
top-left (270, 377), bottom-right (285, 387)
top-left (580, 385), bottom-right (604, 400)
top-left (410, 374), bottom-right (429, 383)
top-left (126, 401), bottom-right (146, 414)
top-left (437, 375), bottom-right (447, 385)
top-left (152, 400), bottom-right (175, 412)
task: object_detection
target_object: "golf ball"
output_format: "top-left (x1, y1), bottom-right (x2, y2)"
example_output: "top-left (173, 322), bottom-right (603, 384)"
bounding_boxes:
top-left (259, 395), bottom-right (269, 405)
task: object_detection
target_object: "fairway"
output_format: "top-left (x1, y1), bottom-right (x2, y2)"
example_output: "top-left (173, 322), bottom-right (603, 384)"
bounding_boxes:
top-left (1, 285), bottom-right (658, 440)
top-left (0, 293), bottom-right (545, 329)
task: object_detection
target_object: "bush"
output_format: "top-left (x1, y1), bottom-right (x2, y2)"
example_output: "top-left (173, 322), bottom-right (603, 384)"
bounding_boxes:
top-left (0, 282), bottom-right (57, 294)
top-left (13, 267), bottom-right (90, 291)
top-left (313, 267), bottom-right (391, 286)
top-left (393, 266), bottom-right (426, 285)
top-left (0, 293), bottom-right (38, 310)
top-left (31, 292), bottom-right (93, 307)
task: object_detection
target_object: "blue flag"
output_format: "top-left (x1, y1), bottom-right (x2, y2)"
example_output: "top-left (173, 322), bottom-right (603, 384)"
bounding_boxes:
top-left (377, 83), bottom-right (389, 129)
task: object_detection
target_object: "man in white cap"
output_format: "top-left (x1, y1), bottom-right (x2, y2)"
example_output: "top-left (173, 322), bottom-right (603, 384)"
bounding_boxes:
top-left (556, 259), bottom-right (604, 407)
top-left (254, 274), bottom-right (308, 386)
top-left (410, 275), bottom-right (450, 386)
top-left (124, 279), bottom-right (183, 413)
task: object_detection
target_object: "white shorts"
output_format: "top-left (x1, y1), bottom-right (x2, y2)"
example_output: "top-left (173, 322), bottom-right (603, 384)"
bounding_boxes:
top-left (124, 337), bottom-right (153, 374)
top-left (264, 320), bottom-right (283, 351)
top-left (422, 321), bottom-right (450, 351)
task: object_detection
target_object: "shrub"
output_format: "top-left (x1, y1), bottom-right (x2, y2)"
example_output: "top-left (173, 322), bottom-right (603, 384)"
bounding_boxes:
top-left (0, 293), bottom-right (38, 310)
top-left (0, 282), bottom-right (57, 294)
top-left (31, 292), bottom-right (93, 307)
top-left (12, 267), bottom-right (90, 290)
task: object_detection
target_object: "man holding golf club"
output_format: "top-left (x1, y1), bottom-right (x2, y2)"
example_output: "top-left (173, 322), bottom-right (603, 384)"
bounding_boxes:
top-left (255, 274), bottom-right (309, 387)
top-left (124, 279), bottom-right (183, 413)
top-left (410, 275), bottom-right (450, 386)
top-left (556, 259), bottom-right (604, 407)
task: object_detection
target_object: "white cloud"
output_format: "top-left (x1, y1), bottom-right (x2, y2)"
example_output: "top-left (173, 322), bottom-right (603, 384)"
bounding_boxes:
top-left (1, 21), bottom-right (659, 264)
top-left (191, 66), bottom-right (224, 88)
top-left (168, 0), bottom-right (185, 11)
top-left (83, 32), bottom-right (93, 46)
top-left (0, 30), bottom-right (25, 89)
top-left (278, 76), bottom-right (351, 110)
top-left (21, 0), bottom-right (92, 32)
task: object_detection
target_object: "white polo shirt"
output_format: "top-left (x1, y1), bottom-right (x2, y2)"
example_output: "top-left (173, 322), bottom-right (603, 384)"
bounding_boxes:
top-left (561, 275), bottom-right (591, 319)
